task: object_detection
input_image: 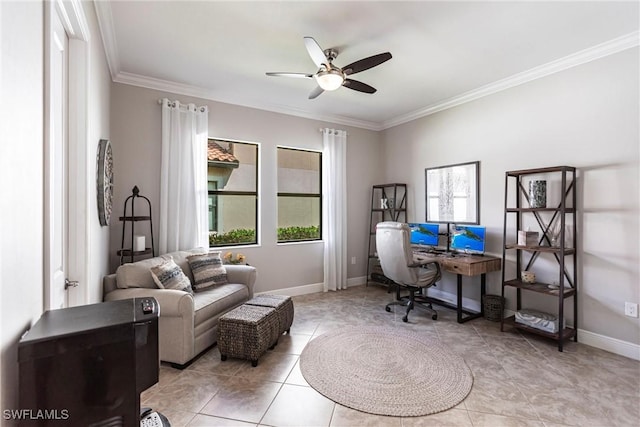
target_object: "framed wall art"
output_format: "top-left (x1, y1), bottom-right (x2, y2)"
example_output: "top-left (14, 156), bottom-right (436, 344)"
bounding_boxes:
top-left (97, 139), bottom-right (113, 226)
top-left (425, 161), bottom-right (479, 224)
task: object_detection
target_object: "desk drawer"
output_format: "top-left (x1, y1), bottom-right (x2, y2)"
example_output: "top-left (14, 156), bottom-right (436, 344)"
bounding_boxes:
top-left (441, 263), bottom-right (472, 276)
top-left (440, 257), bottom-right (501, 276)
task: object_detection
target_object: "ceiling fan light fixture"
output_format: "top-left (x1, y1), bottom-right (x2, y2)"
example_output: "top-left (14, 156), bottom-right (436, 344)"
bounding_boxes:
top-left (315, 69), bottom-right (344, 91)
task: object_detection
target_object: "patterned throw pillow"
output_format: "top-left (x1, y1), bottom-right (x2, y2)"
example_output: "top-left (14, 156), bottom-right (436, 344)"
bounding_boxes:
top-left (150, 256), bottom-right (193, 293)
top-left (187, 252), bottom-right (228, 292)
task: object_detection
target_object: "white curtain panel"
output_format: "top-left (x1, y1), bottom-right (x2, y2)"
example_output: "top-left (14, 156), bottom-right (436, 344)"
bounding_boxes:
top-left (322, 128), bottom-right (348, 291)
top-left (159, 98), bottom-right (209, 254)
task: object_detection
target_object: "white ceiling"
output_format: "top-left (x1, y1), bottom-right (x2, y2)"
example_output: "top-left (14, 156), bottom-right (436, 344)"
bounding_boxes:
top-left (96, 1), bottom-right (639, 130)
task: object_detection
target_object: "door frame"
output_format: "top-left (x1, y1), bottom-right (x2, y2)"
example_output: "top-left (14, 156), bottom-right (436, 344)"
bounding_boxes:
top-left (44, 0), bottom-right (90, 309)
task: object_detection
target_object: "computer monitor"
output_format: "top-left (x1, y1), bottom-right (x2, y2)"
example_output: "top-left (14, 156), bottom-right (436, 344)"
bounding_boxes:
top-left (408, 223), bottom-right (440, 247)
top-left (450, 224), bottom-right (486, 255)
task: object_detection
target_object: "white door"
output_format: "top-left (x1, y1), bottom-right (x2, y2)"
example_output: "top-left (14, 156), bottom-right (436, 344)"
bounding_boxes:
top-left (45, 4), bottom-right (69, 310)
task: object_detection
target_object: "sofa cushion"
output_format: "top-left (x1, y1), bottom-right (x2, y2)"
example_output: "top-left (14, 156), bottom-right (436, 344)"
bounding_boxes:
top-left (150, 256), bottom-right (193, 293)
top-left (187, 252), bottom-right (228, 292)
top-left (193, 283), bottom-right (249, 327)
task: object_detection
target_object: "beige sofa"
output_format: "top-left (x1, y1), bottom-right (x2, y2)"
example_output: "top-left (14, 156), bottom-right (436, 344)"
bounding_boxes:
top-left (103, 248), bottom-right (256, 367)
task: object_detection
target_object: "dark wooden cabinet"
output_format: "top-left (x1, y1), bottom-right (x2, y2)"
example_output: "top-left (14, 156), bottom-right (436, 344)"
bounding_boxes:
top-left (500, 166), bottom-right (578, 351)
top-left (366, 184), bottom-right (407, 286)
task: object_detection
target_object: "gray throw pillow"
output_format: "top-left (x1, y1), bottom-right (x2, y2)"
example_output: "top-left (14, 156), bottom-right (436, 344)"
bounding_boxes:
top-left (187, 252), bottom-right (228, 292)
top-left (150, 256), bottom-right (193, 293)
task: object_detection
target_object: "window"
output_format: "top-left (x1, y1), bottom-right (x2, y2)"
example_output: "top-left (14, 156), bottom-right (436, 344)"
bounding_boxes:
top-left (277, 147), bottom-right (322, 242)
top-left (208, 139), bottom-right (258, 246)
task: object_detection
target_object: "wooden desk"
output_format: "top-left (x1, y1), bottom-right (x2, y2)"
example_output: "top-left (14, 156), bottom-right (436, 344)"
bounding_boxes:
top-left (414, 253), bottom-right (501, 323)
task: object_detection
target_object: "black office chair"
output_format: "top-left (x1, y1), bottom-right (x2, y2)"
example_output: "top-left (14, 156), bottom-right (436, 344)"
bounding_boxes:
top-left (376, 221), bottom-right (441, 322)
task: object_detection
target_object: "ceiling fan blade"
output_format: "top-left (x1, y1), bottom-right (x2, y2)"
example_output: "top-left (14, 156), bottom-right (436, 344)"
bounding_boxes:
top-left (266, 72), bottom-right (313, 79)
top-left (342, 52), bottom-right (392, 76)
top-left (304, 36), bottom-right (329, 68)
top-left (343, 79), bottom-right (377, 94)
top-left (308, 85), bottom-right (324, 99)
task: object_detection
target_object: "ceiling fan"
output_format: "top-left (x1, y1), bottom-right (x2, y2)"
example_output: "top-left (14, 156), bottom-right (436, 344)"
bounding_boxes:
top-left (266, 37), bottom-right (392, 99)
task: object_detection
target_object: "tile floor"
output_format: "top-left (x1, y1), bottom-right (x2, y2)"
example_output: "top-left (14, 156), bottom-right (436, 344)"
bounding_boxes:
top-left (142, 285), bottom-right (639, 427)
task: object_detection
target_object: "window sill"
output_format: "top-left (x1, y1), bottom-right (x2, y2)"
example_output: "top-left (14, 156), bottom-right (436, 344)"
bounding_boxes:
top-left (277, 240), bottom-right (324, 246)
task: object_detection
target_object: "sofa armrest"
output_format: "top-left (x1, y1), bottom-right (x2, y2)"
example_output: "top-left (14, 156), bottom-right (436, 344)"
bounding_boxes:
top-left (224, 264), bottom-right (257, 299)
top-left (103, 287), bottom-right (194, 318)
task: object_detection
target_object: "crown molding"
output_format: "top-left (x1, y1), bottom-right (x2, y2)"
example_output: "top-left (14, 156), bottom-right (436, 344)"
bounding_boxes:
top-left (114, 71), bottom-right (382, 131)
top-left (381, 30), bottom-right (639, 130)
top-left (94, 0), bottom-right (120, 81)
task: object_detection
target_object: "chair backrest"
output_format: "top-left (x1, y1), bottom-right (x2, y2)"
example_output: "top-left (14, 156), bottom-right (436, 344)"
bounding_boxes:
top-left (376, 221), bottom-right (418, 286)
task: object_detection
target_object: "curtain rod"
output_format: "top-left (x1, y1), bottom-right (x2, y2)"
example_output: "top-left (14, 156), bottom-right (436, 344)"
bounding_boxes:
top-left (158, 98), bottom-right (207, 112)
top-left (318, 128), bottom-right (347, 135)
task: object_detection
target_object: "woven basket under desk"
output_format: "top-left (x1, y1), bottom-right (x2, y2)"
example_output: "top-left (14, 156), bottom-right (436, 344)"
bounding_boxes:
top-left (218, 304), bottom-right (280, 366)
top-left (245, 294), bottom-right (294, 335)
top-left (483, 294), bottom-right (505, 322)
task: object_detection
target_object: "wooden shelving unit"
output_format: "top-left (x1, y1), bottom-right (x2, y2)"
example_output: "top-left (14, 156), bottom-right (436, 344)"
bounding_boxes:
top-left (500, 166), bottom-right (577, 351)
top-left (366, 184), bottom-right (407, 286)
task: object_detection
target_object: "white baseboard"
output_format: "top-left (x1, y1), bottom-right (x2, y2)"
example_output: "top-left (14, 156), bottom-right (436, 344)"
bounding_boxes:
top-left (259, 281), bottom-right (640, 361)
top-left (256, 276), bottom-right (367, 297)
top-left (256, 282), bottom-right (323, 297)
top-left (347, 276), bottom-right (367, 287)
top-left (577, 329), bottom-right (640, 361)
top-left (425, 288), bottom-right (482, 313)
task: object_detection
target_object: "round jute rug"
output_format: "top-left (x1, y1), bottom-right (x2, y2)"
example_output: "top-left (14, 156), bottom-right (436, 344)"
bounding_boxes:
top-left (299, 326), bottom-right (473, 417)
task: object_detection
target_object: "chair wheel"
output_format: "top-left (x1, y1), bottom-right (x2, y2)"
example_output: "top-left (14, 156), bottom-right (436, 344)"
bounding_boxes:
top-left (402, 316), bottom-right (408, 323)
top-left (221, 355), bottom-right (227, 361)
top-left (432, 314), bottom-right (438, 320)
top-left (251, 360), bottom-right (258, 367)
top-left (385, 306), bottom-right (391, 312)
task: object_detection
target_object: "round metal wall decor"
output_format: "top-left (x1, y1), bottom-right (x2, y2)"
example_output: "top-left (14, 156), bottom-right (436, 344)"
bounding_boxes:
top-left (97, 139), bottom-right (113, 226)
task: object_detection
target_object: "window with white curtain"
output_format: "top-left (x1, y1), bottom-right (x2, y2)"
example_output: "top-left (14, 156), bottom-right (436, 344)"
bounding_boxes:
top-left (277, 147), bottom-right (322, 242)
top-left (207, 139), bottom-right (258, 247)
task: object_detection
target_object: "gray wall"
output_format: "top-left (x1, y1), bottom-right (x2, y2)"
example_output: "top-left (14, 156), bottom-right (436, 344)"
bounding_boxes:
top-left (0, 0), bottom-right (111, 412)
top-left (109, 83), bottom-right (383, 292)
top-left (0, 1), bottom-right (45, 413)
top-left (381, 48), bottom-right (639, 345)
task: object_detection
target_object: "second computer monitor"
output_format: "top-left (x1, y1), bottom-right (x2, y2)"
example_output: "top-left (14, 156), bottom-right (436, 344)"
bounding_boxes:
top-left (450, 225), bottom-right (486, 255)
top-left (408, 223), bottom-right (440, 247)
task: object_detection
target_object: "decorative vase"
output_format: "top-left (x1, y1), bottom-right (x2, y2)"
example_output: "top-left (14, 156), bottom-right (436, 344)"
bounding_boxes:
top-left (529, 180), bottom-right (547, 208)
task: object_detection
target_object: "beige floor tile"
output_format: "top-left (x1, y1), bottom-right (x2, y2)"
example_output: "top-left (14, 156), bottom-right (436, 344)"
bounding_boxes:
top-left (188, 414), bottom-right (257, 426)
top-left (467, 411), bottom-right (544, 427)
top-left (289, 318), bottom-right (319, 335)
top-left (234, 351), bottom-right (298, 383)
top-left (283, 360), bottom-right (308, 386)
top-left (200, 377), bottom-right (282, 424)
top-left (144, 286), bottom-right (639, 427)
top-left (515, 383), bottom-right (616, 426)
top-left (157, 364), bottom-right (185, 386)
top-left (260, 384), bottom-right (335, 427)
top-left (158, 409), bottom-right (197, 427)
top-left (187, 345), bottom-right (246, 376)
top-left (463, 376), bottom-right (539, 420)
top-left (143, 370), bottom-right (229, 413)
top-left (329, 404), bottom-right (402, 427)
top-left (498, 354), bottom-right (571, 389)
top-left (401, 408), bottom-right (473, 426)
top-left (271, 333), bottom-right (311, 355)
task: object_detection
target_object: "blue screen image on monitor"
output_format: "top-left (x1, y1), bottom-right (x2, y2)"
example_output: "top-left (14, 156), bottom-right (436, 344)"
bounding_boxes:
top-left (408, 223), bottom-right (440, 247)
top-left (450, 225), bottom-right (486, 254)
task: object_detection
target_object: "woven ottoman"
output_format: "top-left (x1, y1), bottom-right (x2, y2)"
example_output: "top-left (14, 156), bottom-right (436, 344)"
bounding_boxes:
top-left (218, 304), bottom-right (280, 367)
top-left (245, 294), bottom-right (294, 336)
